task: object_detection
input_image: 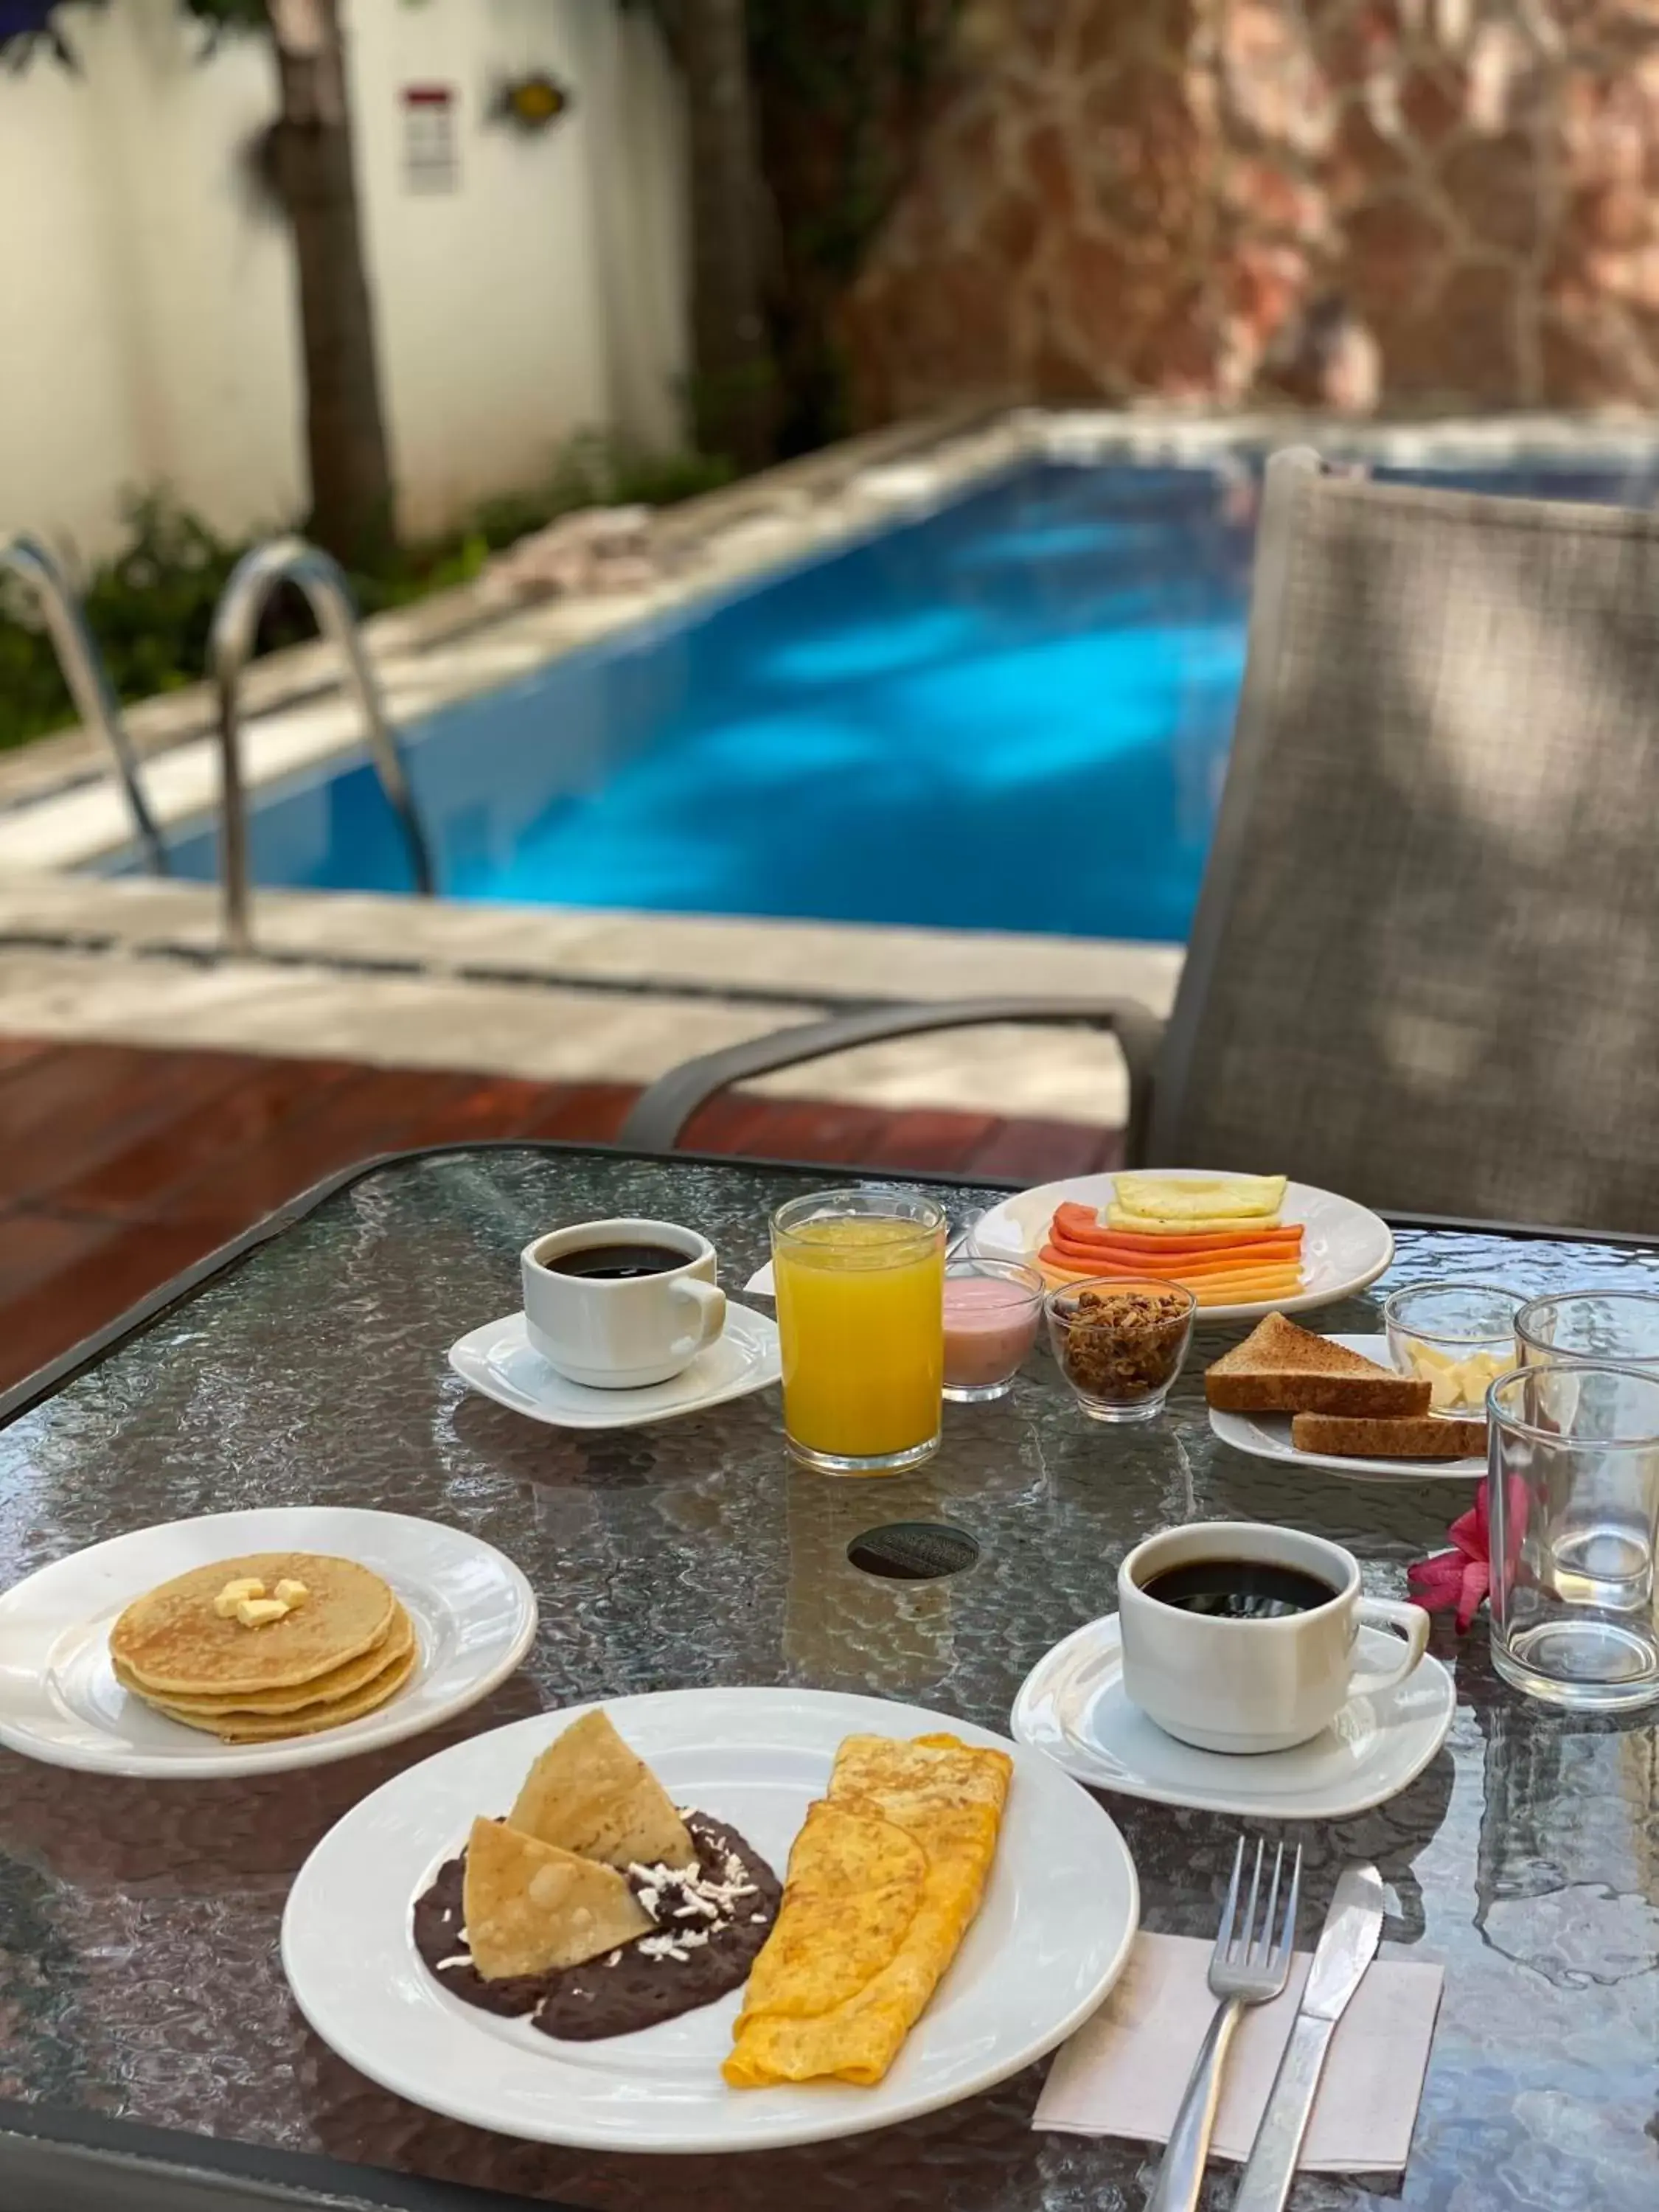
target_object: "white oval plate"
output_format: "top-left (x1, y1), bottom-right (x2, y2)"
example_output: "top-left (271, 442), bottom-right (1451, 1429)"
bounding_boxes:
top-left (1012, 1615), bottom-right (1455, 1821)
top-left (970, 1170), bottom-right (1393, 1322)
top-left (449, 1304), bottom-right (779, 1430)
top-left (1209, 1335), bottom-right (1486, 1482)
top-left (0, 1506), bottom-right (536, 1778)
top-left (282, 1687), bottom-right (1139, 2154)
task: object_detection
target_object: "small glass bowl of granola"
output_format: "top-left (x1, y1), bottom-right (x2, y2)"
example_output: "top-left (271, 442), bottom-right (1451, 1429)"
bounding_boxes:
top-left (1045, 1279), bottom-right (1197, 1424)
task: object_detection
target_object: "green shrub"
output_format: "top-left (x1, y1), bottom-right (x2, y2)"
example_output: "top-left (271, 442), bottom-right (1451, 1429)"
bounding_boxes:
top-left (0, 435), bottom-right (735, 752)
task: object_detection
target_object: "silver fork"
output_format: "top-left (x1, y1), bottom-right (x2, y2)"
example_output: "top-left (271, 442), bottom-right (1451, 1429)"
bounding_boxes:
top-left (1145, 1836), bottom-right (1302, 2212)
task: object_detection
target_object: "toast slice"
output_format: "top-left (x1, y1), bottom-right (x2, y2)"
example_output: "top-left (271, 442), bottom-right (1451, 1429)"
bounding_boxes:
top-left (1206, 1312), bottom-right (1432, 1417)
top-left (1291, 1413), bottom-right (1486, 1460)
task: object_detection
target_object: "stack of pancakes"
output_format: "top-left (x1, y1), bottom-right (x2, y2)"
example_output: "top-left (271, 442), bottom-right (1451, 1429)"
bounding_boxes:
top-left (110, 1552), bottom-right (416, 1741)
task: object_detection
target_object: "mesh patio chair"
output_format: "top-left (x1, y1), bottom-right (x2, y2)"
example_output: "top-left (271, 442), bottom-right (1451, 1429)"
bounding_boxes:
top-left (621, 448), bottom-right (1659, 1235)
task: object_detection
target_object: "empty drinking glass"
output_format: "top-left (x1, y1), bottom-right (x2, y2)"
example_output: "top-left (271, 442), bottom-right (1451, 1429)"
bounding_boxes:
top-left (1514, 1288), bottom-right (1659, 1373)
top-left (1486, 1363), bottom-right (1659, 1712)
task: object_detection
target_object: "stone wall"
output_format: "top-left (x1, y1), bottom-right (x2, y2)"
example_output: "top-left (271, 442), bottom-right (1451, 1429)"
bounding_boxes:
top-left (842, 0), bottom-right (1659, 419)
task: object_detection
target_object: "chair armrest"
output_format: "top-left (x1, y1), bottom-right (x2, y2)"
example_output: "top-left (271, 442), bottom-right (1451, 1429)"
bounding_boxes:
top-left (617, 996), bottom-right (1165, 1162)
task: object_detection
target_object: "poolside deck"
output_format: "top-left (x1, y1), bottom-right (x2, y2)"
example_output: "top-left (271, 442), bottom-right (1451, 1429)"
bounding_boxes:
top-left (0, 1037), bottom-right (1117, 1397)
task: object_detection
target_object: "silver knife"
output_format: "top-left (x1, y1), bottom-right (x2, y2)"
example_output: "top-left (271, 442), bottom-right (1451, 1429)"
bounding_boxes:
top-left (1231, 1863), bottom-right (1386, 2212)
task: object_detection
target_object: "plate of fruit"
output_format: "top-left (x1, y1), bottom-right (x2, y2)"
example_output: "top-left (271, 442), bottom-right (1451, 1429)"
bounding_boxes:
top-left (969, 1172), bottom-right (1393, 1324)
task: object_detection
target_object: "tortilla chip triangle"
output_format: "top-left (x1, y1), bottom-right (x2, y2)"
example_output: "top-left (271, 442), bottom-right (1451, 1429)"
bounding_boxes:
top-left (508, 1709), bottom-right (695, 1870)
top-left (462, 1817), bottom-right (651, 1980)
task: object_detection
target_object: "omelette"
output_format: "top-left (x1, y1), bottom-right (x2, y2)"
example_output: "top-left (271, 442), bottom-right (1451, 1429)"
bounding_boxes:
top-left (724, 1731), bottom-right (1012, 2088)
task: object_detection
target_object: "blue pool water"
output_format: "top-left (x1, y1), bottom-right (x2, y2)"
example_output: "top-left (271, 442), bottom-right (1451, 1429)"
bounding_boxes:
top-left (128, 456), bottom-right (1659, 942)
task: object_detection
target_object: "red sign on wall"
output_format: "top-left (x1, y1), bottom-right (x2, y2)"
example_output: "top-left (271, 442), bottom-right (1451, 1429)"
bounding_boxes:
top-left (402, 85), bottom-right (459, 194)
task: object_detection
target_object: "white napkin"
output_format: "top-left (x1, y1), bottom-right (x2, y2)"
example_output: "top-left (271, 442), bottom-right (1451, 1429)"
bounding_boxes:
top-left (1034, 1932), bottom-right (1443, 2172)
top-left (744, 1262), bottom-right (776, 1296)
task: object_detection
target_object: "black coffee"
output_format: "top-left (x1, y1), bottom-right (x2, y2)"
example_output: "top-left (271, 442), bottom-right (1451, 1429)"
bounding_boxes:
top-left (545, 1242), bottom-right (688, 1281)
top-left (1140, 1557), bottom-right (1338, 1621)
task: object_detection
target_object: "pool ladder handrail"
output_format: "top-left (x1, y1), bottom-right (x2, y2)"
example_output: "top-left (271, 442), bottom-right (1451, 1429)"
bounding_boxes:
top-left (1, 532), bottom-right (170, 877)
top-left (209, 535), bottom-right (436, 954)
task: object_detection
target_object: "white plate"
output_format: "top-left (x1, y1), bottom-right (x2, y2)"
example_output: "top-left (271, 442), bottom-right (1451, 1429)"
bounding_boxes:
top-left (282, 1686), bottom-right (1139, 2153)
top-left (1209, 1335), bottom-right (1486, 1481)
top-left (449, 1304), bottom-right (780, 1430)
top-left (1012, 1616), bottom-right (1454, 1821)
top-left (970, 1170), bottom-right (1393, 1322)
top-left (0, 1506), bottom-right (537, 1779)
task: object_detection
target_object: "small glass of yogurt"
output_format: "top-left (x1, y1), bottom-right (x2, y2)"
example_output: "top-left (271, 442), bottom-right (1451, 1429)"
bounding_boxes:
top-left (942, 1259), bottom-right (1045, 1403)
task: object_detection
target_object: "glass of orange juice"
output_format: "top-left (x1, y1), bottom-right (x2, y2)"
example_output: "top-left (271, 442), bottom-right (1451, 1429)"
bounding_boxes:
top-left (770, 1188), bottom-right (946, 1475)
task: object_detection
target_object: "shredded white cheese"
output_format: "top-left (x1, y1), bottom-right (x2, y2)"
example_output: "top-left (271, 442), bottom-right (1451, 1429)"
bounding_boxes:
top-left (619, 1830), bottom-right (768, 1965)
top-left (627, 1851), bottom-right (757, 1938)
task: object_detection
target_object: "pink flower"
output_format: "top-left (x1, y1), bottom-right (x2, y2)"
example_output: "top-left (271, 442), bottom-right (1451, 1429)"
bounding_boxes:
top-left (1408, 1479), bottom-right (1493, 1632)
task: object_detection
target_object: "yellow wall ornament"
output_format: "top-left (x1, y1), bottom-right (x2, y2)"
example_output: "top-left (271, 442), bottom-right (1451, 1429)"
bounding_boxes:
top-left (491, 71), bottom-right (572, 136)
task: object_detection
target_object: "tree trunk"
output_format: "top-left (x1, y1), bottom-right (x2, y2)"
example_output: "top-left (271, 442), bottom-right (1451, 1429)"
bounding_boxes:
top-left (679, 0), bottom-right (775, 470)
top-left (265, 0), bottom-right (394, 561)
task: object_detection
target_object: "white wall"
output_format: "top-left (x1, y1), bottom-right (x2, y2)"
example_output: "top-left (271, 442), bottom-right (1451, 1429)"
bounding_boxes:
top-left (0, 0), bottom-right (688, 560)
top-left (0, 5), bottom-right (302, 559)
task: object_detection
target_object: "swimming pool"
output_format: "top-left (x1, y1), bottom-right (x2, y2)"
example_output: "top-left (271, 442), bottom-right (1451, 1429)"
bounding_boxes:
top-left (123, 454), bottom-right (1659, 944)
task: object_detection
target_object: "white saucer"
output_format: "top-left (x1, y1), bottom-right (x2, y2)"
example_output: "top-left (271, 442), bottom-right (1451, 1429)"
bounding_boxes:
top-left (1209, 1335), bottom-right (1486, 1481)
top-left (1011, 1615), bottom-right (1455, 1820)
top-left (448, 1304), bottom-right (780, 1430)
top-left (0, 1506), bottom-right (537, 1779)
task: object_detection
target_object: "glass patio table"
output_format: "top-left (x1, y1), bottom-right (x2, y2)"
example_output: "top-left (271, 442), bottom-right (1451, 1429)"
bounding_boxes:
top-left (1, 1144), bottom-right (1655, 2212)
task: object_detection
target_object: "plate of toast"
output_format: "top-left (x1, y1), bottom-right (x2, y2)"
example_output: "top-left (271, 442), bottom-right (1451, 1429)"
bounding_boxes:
top-left (1206, 1315), bottom-right (1487, 1481)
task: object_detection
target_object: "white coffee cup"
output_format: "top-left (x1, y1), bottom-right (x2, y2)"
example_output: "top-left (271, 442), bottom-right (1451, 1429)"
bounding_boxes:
top-left (521, 1218), bottom-right (726, 1389)
top-left (1117, 1520), bottom-right (1430, 1753)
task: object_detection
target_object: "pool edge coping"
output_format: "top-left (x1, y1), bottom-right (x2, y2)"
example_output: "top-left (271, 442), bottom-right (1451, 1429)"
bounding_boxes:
top-left (0, 873), bottom-right (1184, 1011)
